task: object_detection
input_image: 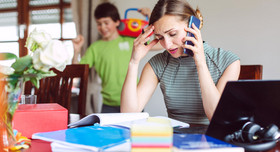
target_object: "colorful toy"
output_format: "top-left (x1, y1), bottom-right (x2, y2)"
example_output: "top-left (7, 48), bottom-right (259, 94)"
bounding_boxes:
top-left (118, 8), bottom-right (149, 37)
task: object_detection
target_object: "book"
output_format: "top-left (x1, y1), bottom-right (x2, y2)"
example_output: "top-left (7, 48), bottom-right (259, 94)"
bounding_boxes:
top-left (173, 134), bottom-right (244, 152)
top-left (32, 125), bottom-right (130, 152)
top-left (50, 140), bottom-right (131, 152)
top-left (68, 112), bottom-right (189, 129)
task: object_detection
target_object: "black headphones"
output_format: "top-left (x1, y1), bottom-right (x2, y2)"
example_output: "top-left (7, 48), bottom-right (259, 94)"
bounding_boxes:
top-left (224, 122), bottom-right (280, 151)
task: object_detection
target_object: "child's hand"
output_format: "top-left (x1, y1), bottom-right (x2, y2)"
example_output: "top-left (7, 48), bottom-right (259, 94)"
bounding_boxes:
top-left (138, 8), bottom-right (151, 18)
top-left (72, 35), bottom-right (85, 54)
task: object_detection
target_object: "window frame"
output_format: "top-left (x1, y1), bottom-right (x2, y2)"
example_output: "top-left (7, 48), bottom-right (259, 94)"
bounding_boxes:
top-left (0, 0), bottom-right (71, 57)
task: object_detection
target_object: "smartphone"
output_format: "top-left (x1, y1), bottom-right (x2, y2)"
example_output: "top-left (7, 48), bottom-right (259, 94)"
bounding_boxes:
top-left (184, 16), bottom-right (201, 56)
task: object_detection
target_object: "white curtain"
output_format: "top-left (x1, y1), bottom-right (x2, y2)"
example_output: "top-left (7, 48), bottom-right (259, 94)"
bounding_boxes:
top-left (71, 0), bottom-right (107, 114)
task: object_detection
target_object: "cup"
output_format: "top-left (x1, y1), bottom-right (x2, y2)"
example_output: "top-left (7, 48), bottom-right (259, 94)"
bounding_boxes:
top-left (21, 95), bottom-right (37, 104)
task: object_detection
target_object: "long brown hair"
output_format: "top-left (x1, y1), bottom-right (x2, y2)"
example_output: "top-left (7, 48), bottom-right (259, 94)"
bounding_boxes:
top-left (149, 0), bottom-right (203, 29)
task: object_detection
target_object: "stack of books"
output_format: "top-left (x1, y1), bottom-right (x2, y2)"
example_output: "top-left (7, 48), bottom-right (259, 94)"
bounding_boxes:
top-left (130, 117), bottom-right (173, 152)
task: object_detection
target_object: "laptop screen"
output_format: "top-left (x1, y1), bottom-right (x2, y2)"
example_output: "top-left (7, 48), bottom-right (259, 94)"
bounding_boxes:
top-left (206, 80), bottom-right (280, 141)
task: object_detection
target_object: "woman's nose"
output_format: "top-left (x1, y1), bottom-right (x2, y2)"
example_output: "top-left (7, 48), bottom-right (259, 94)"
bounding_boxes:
top-left (163, 38), bottom-right (172, 49)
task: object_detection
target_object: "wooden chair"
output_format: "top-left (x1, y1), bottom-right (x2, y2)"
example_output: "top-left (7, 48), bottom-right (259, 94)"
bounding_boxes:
top-left (24, 64), bottom-right (89, 119)
top-left (239, 65), bottom-right (263, 80)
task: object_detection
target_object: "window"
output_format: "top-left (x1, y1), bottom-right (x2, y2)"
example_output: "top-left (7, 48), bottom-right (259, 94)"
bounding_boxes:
top-left (0, 0), bottom-right (76, 66)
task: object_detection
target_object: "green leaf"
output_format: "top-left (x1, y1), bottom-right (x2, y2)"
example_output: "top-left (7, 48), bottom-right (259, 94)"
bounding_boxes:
top-left (11, 55), bottom-right (32, 72)
top-left (30, 77), bottom-right (40, 89)
top-left (0, 53), bottom-right (18, 60)
top-left (41, 70), bottom-right (56, 77)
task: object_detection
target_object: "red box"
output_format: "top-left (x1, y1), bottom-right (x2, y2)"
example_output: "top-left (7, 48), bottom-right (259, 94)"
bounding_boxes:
top-left (13, 103), bottom-right (68, 138)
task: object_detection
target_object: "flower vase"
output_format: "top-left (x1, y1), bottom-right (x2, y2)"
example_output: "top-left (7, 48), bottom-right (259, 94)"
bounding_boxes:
top-left (0, 77), bottom-right (23, 150)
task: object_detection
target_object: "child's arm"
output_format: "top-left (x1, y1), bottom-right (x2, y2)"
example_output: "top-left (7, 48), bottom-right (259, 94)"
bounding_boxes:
top-left (72, 35), bottom-right (85, 64)
top-left (138, 8), bottom-right (151, 18)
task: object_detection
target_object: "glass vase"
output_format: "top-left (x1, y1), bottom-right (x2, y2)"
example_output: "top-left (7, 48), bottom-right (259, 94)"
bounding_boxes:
top-left (0, 77), bottom-right (23, 151)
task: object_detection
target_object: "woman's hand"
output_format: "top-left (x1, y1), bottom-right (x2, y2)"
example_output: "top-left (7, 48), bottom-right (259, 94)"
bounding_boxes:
top-left (182, 24), bottom-right (205, 66)
top-left (131, 25), bottom-right (159, 64)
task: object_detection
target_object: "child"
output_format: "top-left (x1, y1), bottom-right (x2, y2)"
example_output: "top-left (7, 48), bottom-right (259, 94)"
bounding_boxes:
top-left (72, 2), bottom-right (152, 113)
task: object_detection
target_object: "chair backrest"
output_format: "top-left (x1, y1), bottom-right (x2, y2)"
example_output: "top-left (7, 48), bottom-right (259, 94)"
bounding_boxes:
top-left (239, 65), bottom-right (263, 80)
top-left (24, 64), bottom-right (89, 118)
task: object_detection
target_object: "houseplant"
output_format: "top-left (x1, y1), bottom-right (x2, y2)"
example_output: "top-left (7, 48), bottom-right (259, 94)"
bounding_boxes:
top-left (0, 28), bottom-right (73, 150)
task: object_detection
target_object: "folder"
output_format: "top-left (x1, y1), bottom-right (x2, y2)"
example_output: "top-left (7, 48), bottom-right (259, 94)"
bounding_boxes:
top-left (173, 134), bottom-right (244, 152)
top-left (32, 125), bottom-right (130, 152)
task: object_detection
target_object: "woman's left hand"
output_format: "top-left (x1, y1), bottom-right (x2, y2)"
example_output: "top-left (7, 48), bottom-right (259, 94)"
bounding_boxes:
top-left (131, 25), bottom-right (159, 64)
top-left (182, 24), bottom-right (205, 66)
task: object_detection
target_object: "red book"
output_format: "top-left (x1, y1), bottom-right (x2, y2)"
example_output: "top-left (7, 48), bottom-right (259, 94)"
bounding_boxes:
top-left (13, 103), bottom-right (68, 138)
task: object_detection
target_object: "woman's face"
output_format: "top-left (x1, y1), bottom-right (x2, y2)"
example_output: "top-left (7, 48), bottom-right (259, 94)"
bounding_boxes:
top-left (153, 15), bottom-right (188, 58)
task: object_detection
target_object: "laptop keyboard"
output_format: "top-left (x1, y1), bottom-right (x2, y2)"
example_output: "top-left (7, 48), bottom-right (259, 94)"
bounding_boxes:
top-left (173, 126), bottom-right (208, 134)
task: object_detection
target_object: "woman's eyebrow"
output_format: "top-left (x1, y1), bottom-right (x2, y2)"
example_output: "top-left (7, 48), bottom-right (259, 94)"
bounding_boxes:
top-left (154, 28), bottom-right (175, 36)
top-left (164, 28), bottom-right (174, 33)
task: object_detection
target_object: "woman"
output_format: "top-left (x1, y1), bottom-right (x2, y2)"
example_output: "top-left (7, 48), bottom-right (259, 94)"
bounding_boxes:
top-left (121, 0), bottom-right (240, 125)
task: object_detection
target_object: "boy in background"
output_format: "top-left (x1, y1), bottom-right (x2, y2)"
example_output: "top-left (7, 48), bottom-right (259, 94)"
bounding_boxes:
top-left (72, 2), bottom-right (153, 113)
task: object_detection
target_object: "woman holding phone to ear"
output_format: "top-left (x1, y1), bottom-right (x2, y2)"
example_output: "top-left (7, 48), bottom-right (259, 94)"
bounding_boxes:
top-left (121, 0), bottom-right (240, 126)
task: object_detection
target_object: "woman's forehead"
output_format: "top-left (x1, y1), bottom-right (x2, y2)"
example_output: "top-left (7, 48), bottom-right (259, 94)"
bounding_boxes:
top-left (153, 15), bottom-right (185, 34)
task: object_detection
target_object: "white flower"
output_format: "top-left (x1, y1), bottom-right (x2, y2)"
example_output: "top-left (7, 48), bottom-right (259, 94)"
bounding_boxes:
top-left (0, 65), bottom-right (14, 75)
top-left (25, 29), bottom-right (52, 52)
top-left (32, 40), bottom-right (73, 72)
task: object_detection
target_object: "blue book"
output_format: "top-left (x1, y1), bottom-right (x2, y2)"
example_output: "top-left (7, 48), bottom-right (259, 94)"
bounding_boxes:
top-left (173, 134), bottom-right (244, 152)
top-left (32, 125), bottom-right (130, 152)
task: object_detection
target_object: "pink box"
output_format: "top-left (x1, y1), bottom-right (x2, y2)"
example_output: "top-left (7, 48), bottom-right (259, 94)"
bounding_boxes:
top-left (13, 103), bottom-right (68, 138)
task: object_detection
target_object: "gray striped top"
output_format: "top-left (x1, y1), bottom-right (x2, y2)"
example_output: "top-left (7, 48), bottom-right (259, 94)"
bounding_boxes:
top-left (148, 42), bottom-right (240, 125)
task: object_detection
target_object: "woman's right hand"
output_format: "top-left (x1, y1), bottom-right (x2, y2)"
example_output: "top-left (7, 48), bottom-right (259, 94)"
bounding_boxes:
top-left (131, 25), bottom-right (159, 64)
top-left (72, 35), bottom-right (85, 54)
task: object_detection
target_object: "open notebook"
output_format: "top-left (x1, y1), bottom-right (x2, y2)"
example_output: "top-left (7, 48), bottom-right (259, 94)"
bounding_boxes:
top-left (68, 112), bottom-right (189, 129)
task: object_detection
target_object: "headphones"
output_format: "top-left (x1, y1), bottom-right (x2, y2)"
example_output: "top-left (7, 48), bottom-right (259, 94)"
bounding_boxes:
top-left (225, 122), bottom-right (280, 151)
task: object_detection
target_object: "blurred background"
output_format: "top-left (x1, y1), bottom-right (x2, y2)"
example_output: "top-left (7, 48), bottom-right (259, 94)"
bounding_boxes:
top-left (1, 0), bottom-right (279, 117)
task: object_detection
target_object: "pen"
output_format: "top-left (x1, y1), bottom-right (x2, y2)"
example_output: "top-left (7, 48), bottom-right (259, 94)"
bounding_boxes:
top-left (142, 29), bottom-right (148, 46)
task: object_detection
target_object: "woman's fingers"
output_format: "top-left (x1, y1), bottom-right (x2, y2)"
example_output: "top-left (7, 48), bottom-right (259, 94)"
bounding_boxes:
top-left (182, 25), bottom-right (203, 56)
top-left (135, 25), bottom-right (154, 47)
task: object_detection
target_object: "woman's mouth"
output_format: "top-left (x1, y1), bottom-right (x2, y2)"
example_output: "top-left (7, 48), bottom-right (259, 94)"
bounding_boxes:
top-left (169, 48), bottom-right (178, 54)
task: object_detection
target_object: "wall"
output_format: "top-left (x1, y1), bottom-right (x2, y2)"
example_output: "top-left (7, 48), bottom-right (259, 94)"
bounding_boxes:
top-left (110, 0), bottom-right (280, 117)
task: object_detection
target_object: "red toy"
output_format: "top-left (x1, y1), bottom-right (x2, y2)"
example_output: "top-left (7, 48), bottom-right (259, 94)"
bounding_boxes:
top-left (118, 8), bottom-right (149, 37)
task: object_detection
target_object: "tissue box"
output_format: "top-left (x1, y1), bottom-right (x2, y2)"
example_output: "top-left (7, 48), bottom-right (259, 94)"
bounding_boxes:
top-left (13, 103), bottom-right (68, 138)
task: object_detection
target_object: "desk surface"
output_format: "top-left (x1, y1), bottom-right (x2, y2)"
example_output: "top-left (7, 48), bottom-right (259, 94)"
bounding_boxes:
top-left (26, 140), bottom-right (51, 152)
top-left (26, 139), bottom-right (280, 152)
top-left (25, 125), bottom-right (280, 152)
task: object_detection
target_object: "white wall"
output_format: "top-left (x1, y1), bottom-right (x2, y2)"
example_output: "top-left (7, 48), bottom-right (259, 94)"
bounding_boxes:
top-left (111, 0), bottom-right (280, 117)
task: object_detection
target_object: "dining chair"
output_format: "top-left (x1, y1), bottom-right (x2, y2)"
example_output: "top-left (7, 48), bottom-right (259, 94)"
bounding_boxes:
top-left (238, 65), bottom-right (263, 80)
top-left (24, 64), bottom-right (89, 119)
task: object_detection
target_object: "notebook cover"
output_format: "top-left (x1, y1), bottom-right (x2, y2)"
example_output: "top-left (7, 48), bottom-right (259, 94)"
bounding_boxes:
top-left (32, 125), bottom-right (130, 151)
top-left (173, 134), bottom-right (244, 152)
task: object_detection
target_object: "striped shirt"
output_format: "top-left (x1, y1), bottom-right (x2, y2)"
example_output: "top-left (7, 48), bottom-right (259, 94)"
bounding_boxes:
top-left (149, 42), bottom-right (240, 125)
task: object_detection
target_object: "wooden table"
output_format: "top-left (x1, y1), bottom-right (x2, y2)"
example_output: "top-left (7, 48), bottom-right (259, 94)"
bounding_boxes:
top-left (267, 143), bottom-right (280, 152)
top-left (25, 140), bottom-right (51, 152)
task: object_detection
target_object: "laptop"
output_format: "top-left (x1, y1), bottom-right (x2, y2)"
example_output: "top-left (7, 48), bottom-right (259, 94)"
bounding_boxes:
top-left (174, 80), bottom-right (280, 138)
top-left (206, 80), bottom-right (280, 141)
